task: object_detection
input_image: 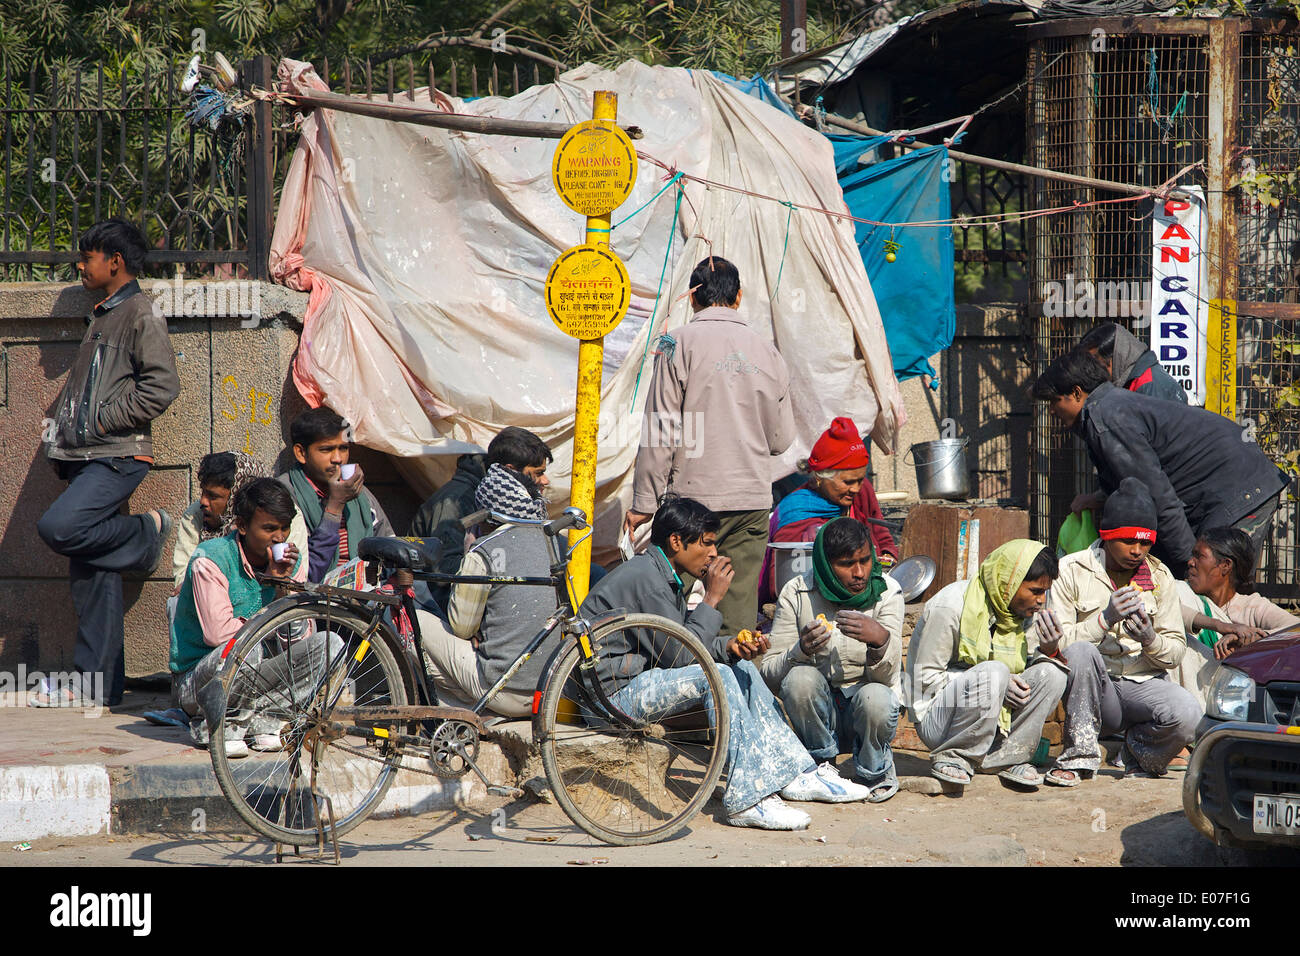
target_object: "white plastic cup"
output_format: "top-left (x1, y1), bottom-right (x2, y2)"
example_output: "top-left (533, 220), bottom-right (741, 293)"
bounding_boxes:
top-left (271, 543), bottom-right (288, 563)
top-left (339, 463), bottom-right (357, 480)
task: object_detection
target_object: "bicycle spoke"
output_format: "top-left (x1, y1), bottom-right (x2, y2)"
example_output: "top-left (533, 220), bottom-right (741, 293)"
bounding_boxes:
top-left (539, 615), bottom-right (728, 845)
top-left (210, 602), bottom-right (409, 846)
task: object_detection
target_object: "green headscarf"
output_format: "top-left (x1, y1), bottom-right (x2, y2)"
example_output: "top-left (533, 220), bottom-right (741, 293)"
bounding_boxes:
top-left (811, 521), bottom-right (889, 610)
top-left (1192, 595), bottom-right (1220, 648)
top-left (957, 539), bottom-right (1046, 733)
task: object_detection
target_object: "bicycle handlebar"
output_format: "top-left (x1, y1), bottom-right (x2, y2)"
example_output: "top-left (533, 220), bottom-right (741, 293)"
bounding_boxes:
top-left (545, 507), bottom-right (589, 537)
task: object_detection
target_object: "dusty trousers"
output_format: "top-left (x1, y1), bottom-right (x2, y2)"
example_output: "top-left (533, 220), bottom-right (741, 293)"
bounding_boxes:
top-left (1056, 641), bottom-right (1201, 774)
top-left (37, 457), bottom-right (156, 705)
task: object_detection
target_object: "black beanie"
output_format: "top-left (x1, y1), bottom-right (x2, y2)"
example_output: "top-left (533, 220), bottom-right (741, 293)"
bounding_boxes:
top-left (1099, 477), bottom-right (1157, 542)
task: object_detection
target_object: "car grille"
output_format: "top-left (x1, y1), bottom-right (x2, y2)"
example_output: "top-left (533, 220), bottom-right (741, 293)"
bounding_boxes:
top-left (1222, 740), bottom-right (1300, 823)
top-left (1265, 682), bottom-right (1300, 726)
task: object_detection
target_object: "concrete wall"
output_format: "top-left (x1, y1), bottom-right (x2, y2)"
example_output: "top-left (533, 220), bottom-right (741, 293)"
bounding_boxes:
top-left (0, 282), bottom-right (419, 681)
top-left (871, 303), bottom-right (1032, 506)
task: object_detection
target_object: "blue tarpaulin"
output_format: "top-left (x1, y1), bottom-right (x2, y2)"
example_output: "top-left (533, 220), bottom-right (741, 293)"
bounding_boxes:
top-left (829, 134), bottom-right (954, 382)
top-left (715, 74), bottom-right (954, 383)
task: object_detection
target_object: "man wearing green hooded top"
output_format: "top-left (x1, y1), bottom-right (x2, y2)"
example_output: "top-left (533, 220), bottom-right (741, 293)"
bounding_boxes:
top-left (903, 540), bottom-right (1067, 791)
top-left (762, 517), bottom-right (905, 803)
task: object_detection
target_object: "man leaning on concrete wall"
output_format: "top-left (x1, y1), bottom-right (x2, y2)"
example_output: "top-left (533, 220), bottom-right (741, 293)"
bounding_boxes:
top-left (33, 219), bottom-right (179, 708)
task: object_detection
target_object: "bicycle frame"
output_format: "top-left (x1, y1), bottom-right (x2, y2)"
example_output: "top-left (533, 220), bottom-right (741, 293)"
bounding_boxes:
top-left (262, 516), bottom-right (642, 734)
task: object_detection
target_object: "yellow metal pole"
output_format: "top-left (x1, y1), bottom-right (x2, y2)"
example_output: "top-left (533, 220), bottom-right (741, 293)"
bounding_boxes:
top-left (567, 90), bottom-right (618, 602)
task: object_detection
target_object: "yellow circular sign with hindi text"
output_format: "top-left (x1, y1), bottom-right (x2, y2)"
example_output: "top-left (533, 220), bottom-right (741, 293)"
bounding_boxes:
top-left (544, 245), bottom-right (631, 340)
top-left (552, 120), bottom-right (638, 217)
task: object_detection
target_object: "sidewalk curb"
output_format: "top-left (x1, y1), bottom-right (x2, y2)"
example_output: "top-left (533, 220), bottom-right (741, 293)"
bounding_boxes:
top-left (2, 735), bottom-right (527, 842)
top-left (0, 765), bottom-right (112, 842)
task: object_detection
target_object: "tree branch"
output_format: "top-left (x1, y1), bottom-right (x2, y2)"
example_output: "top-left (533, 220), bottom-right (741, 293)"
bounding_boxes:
top-left (368, 35), bottom-right (566, 73)
top-left (469, 0), bottom-right (530, 40)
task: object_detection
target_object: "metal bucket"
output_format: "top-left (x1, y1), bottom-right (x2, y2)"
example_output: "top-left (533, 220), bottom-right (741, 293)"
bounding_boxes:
top-left (906, 438), bottom-right (970, 501)
top-left (768, 541), bottom-right (814, 596)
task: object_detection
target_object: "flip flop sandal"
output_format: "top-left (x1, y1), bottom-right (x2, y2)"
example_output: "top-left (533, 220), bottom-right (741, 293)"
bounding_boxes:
top-left (931, 762), bottom-right (972, 786)
top-left (998, 764), bottom-right (1043, 789)
top-left (1044, 768), bottom-right (1081, 788)
top-left (1166, 748), bottom-right (1191, 772)
top-left (867, 779), bottom-right (899, 804)
top-left (143, 707), bottom-right (190, 728)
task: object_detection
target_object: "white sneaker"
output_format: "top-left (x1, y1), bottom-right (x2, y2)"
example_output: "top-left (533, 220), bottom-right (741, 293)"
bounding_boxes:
top-left (726, 794), bottom-right (811, 831)
top-left (780, 762), bottom-right (873, 803)
top-left (224, 738), bottom-right (250, 759)
top-left (250, 733), bottom-right (283, 752)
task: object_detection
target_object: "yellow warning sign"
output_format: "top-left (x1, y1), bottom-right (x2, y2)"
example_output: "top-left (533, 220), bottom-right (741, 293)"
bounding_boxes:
top-left (544, 245), bottom-right (630, 340)
top-left (552, 120), bottom-right (638, 217)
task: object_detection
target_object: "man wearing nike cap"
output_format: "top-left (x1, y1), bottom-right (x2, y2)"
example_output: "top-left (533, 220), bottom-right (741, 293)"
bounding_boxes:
top-left (1041, 478), bottom-right (1200, 786)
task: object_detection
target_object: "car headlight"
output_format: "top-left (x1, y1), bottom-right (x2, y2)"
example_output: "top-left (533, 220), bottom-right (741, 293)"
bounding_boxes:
top-left (1205, 666), bottom-right (1256, 721)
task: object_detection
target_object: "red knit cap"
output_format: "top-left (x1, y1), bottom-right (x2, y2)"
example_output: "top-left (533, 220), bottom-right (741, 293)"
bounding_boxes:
top-left (808, 417), bottom-right (869, 470)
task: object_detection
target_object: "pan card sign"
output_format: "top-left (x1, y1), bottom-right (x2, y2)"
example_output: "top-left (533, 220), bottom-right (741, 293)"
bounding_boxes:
top-left (1149, 186), bottom-right (1208, 405)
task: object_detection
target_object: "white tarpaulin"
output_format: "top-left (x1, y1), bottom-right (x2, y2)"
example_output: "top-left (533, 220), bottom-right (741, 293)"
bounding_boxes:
top-left (270, 58), bottom-right (906, 552)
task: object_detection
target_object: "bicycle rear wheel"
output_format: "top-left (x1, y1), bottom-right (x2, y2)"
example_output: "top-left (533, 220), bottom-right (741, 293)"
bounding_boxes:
top-left (207, 600), bottom-right (410, 846)
top-left (535, 613), bottom-right (730, 846)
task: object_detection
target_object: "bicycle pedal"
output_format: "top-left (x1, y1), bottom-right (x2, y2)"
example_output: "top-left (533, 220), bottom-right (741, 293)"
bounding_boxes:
top-left (488, 785), bottom-right (524, 799)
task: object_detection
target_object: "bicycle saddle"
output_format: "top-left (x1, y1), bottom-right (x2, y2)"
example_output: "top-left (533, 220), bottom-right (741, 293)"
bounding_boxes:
top-left (357, 536), bottom-right (443, 571)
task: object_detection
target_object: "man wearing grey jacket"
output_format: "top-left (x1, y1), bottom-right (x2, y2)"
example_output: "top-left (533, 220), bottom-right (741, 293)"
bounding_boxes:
top-left (36, 220), bottom-right (180, 707)
top-left (587, 496), bottom-right (872, 829)
top-left (623, 256), bottom-right (796, 640)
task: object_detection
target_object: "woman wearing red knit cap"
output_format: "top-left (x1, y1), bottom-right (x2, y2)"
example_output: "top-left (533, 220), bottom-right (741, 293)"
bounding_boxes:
top-left (760, 418), bottom-right (898, 605)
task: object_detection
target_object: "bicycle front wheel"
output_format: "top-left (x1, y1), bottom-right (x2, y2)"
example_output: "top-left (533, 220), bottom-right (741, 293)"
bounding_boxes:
top-left (207, 600), bottom-right (410, 847)
top-left (535, 613), bottom-right (730, 846)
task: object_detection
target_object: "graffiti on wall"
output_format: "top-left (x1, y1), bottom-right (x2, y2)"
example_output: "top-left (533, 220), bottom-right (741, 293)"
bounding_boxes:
top-left (219, 374), bottom-right (275, 455)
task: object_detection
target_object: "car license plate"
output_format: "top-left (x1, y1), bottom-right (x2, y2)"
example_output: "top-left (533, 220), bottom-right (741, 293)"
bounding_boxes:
top-left (1252, 794), bottom-right (1300, 835)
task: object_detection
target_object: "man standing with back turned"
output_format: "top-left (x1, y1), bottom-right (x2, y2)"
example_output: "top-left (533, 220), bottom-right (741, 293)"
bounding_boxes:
top-left (623, 256), bottom-right (796, 640)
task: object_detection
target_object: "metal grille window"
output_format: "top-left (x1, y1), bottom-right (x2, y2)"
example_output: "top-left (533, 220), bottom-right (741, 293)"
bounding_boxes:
top-left (952, 159), bottom-right (1028, 300)
top-left (1027, 19), bottom-right (1299, 596)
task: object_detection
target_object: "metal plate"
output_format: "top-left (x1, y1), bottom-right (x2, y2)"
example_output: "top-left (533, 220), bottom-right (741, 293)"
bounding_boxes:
top-left (1253, 793), bottom-right (1300, 836)
top-left (888, 555), bottom-right (937, 602)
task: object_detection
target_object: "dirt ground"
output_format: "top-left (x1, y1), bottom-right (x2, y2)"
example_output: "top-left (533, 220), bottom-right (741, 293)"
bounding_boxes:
top-left (8, 751), bottom-right (1280, 868)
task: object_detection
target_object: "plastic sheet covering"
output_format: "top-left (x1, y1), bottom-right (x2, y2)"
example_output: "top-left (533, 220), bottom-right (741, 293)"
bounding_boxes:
top-left (270, 59), bottom-right (905, 554)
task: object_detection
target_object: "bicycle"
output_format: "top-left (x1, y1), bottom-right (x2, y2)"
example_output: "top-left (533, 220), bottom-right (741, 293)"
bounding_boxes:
top-left (200, 506), bottom-right (730, 849)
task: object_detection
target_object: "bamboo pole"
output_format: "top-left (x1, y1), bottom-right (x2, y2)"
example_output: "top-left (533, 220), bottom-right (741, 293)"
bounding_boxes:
top-left (265, 86), bottom-right (644, 140)
top-left (777, 93), bottom-right (1178, 198)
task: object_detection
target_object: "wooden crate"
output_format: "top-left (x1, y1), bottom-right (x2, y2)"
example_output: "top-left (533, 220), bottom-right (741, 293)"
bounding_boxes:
top-left (899, 502), bottom-right (1030, 603)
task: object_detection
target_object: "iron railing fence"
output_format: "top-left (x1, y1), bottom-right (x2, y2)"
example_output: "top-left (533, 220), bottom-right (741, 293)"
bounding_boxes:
top-left (0, 56), bottom-right (278, 282)
top-left (0, 53), bottom-right (555, 283)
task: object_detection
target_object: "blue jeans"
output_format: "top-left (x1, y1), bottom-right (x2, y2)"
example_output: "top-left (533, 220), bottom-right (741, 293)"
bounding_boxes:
top-left (610, 659), bottom-right (815, 815)
top-left (779, 666), bottom-right (900, 787)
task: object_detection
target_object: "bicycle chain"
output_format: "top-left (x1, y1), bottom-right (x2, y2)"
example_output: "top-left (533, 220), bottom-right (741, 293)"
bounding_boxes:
top-left (324, 738), bottom-right (449, 780)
